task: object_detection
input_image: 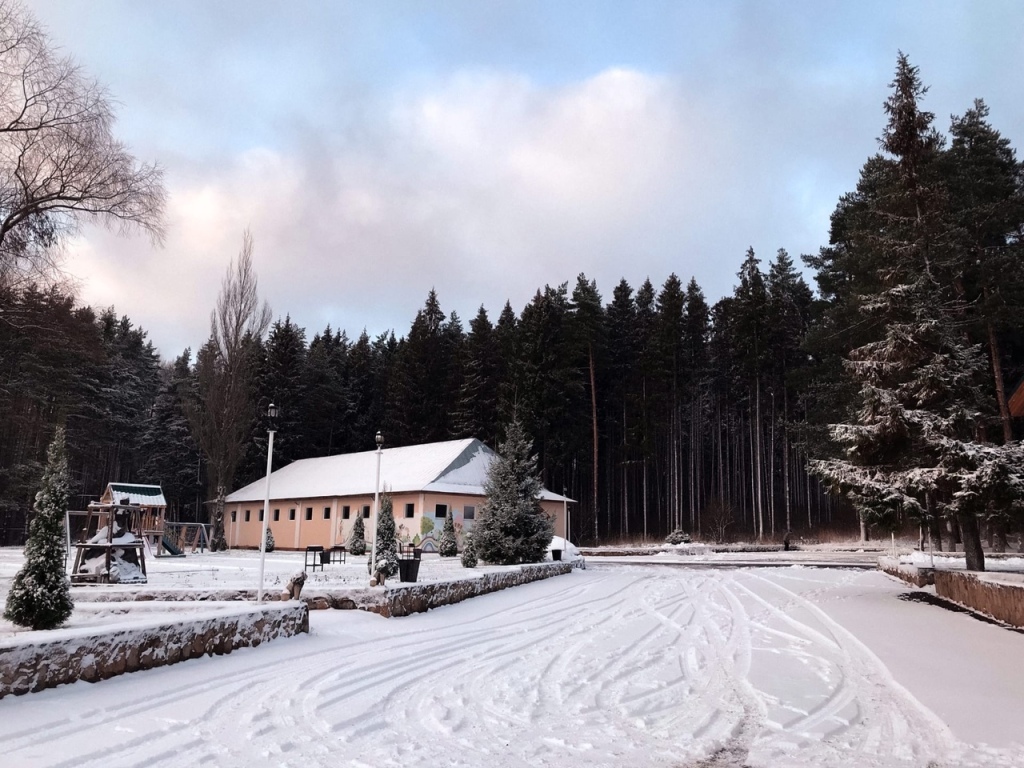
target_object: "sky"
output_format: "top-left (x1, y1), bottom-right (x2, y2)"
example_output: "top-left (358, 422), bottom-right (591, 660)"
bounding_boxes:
top-left (26, 0), bottom-right (1024, 359)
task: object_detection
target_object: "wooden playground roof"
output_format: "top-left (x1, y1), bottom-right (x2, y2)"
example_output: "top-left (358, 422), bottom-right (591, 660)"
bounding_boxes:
top-left (99, 483), bottom-right (167, 508)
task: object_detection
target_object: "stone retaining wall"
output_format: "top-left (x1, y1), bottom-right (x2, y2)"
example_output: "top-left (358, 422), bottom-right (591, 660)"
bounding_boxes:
top-left (878, 556), bottom-right (934, 587)
top-left (72, 562), bottom-right (574, 617)
top-left (934, 571), bottom-right (1024, 628)
top-left (0, 602), bottom-right (308, 699)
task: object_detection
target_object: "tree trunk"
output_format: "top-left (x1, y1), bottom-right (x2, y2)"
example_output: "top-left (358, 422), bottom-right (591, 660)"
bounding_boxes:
top-left (958, 514), bottom-right (985, 572)
top-left (858, 511), bottom-right (867, 543)
top-left (985, 313), bottom-right (1013, 443)
top-left (926, 493), bottom-right (942, 552)
top-left (589, 345), bottom-right (599, 543)
top-left (211, 484), bottom-right (228, 551)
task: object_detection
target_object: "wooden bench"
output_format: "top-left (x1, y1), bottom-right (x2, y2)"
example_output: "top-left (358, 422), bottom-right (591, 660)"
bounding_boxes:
top-left (304, 545), bottom-right (324, 571)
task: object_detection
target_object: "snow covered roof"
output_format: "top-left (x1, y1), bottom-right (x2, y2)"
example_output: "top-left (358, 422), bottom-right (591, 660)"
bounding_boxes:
top-left (225, 438), bottom-right (574, 504)
top-left (100, 483), bottom-right (167, 507)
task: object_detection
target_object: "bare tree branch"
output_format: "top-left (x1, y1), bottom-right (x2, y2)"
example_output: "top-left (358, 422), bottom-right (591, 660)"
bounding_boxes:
top-left (0, 0), bottom-right (165, 288)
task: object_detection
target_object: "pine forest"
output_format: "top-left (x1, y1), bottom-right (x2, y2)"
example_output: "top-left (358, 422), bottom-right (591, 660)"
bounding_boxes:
top-left (2, 56), bottom-right (1023, 555)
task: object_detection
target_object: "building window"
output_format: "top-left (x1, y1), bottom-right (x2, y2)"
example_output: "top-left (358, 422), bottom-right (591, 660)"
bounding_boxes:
top-left (362, 505), bottom-right (370, 518)
top-left (342, 505), bottom-right (350, 519)
top-left (323, 506), bottom-right (331, 520)
top-left (259, 509), bottom-right (264, 521)
top-left (273, 508), bottom-right (280, 521)
top-left (305, 507), bottom-right (313, 521)
top-left (244, 509), bottom-right (251, 522)
top-left (405, 503), bottom-right (415, 518)
top-left (463, 505), bottom-right (475, 521)
top-left (434, 503), bottom-right (447, 518)
top-left (231, 511), bottom-right (237, 523)
top-left (289, 508), bottom-right (296, 520)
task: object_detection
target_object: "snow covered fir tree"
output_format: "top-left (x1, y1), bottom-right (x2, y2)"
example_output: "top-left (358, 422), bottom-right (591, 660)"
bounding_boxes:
top-left (439, 510), bottom-right (458, 557)
top-left (473, 419), bottom-right (553, 565)
top-left (460, 533), bottom-right (478, 568)
top-left (809, 54), bottom-right (1024, 570)
top-left (4, 427), bottom-right (74, 630)
top-left (264, 526), bottom-right (275, 553)
top-left (370, 494), bottom-right (399, 580)
top-left (349, 514), bottom-right (366, 556)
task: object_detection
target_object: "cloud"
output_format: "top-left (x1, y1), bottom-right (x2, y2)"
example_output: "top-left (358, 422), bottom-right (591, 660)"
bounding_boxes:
top-left (72, 67), bottom-right (712, 355)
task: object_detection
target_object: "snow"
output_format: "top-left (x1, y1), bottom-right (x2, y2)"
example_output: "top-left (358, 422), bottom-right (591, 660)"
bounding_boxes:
top-left (2, 558), bottom-right (1023, 766)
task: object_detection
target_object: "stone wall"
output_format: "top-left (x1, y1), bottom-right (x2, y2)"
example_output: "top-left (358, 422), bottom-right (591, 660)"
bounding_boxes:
top-left (934, 571), bottom-right (1024, 628)
top-left (0, 602), bottom-right (308, 699)
top-left (878, 556), bottom-right (934, 587)
top-left (71, 562), bottom-right (574, 617)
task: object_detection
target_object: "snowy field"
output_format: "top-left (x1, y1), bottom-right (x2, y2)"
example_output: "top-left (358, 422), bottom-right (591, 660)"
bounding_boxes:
top-left (2, 564), bottom-right (1024, 767)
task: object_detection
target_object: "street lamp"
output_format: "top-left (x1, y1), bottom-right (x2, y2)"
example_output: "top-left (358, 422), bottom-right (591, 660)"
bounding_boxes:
top-left (563, 486), bottom-right (570, 547)
top-left (257, 403), bottom-right (278, 603)
top-left (369, 431), bottom-right (384, 585)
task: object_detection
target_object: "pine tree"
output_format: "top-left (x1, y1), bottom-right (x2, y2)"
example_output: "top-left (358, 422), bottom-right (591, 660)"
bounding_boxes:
top-left (349, 514), bottom-right (366, 556)
top-left (370, 493), bottom-right (399, 578)
top-left (4, 427), bottom-right (74, 630)
top-left (460, 531), bottom-right (478, 568)
top-left (473, 419), bottom-right (553, 564)
top-left (439, 510), bottom-right (458, 557)
top-left (264, 525), bottom-right (275, 553)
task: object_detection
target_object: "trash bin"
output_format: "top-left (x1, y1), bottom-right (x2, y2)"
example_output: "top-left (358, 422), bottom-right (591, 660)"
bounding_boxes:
top-left (551, 549), bottom-right (562, 561)
top-left (398, 557), bottom-right (420, 582)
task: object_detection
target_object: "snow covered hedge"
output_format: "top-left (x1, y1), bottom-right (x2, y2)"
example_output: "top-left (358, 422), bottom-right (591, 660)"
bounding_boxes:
top-left (0, 602), bottom-right (308, 698)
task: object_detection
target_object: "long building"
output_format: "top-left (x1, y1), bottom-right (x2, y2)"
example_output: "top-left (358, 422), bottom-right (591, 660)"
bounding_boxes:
top-left (224, 438), bottom-right (572, 551)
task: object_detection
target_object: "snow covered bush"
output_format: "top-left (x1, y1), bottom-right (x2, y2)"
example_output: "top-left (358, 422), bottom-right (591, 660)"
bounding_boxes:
top-left (349, 515), bottom-right (366, 556)
top-left (473, 418), bottom-right (553, 565)
top-left (264, 526), bottom-right (275, 552)
top-left (4, 427), bottom-right (74, 630)
top-left (369, 494), bottom-right (399, 578)
top-left (460, 533), bottom-right (478, 568)
top-left (665, 528), bottom-right (691, 545)
top-left (439, 511), bottom-right (458, 557)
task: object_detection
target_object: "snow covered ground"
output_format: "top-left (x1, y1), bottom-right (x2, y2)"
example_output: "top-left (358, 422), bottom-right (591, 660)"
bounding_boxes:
top-left (2, 563), bottom-right (1023, 767)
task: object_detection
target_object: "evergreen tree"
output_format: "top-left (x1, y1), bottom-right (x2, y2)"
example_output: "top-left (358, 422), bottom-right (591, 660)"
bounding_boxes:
top-left (349, 514), bottom-right (366, 556)
top-left (473, 419), bottom-right (553, 564)
top-left (370, 493), bottom-right (399, 578)
top-left (264, 525), bottom-right (275, 553)
top-left (460, 531), bottom-right (478, 568)
top-left (810, 55), bottom-right (1000, 568)
top-left (4, 427), bottom-right (74, 630)
top-left (439, 510), bottom-right (458, 557)
top-left (138, 349), bottom-right (202, 521)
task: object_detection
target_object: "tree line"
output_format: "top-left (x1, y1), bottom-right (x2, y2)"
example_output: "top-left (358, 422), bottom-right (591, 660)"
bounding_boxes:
top-left (1, 12), bottom-right (1023, 561)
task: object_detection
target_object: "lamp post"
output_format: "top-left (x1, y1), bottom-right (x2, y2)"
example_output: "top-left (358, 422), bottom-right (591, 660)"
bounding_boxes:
top-left (257, 403), bottom-right (278, 603)
top-left (563, 486), bottom-right (570, 546)
top-left (369, 431), bottom-right (384, 585)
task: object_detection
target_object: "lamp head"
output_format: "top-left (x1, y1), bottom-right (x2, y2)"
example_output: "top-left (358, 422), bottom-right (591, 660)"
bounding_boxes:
top-left (268, 403), bottom-right (279, 419)
top-left (375, 430), bottom-right (384, 447)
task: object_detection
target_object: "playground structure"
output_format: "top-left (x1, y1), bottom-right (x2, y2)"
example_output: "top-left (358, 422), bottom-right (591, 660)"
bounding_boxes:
top-left (70, 501), bottom-right (149, 584)
top-left (67, 482), bottom-right (210, 584)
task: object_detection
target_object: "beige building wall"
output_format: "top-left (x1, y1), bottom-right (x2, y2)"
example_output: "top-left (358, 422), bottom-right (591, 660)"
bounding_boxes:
top-left (225, 493), bottom-right (568, 551)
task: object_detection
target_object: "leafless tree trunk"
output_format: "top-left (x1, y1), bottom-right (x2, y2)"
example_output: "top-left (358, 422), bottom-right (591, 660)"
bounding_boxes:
top-left (185, 231), bottom-right (271, 550)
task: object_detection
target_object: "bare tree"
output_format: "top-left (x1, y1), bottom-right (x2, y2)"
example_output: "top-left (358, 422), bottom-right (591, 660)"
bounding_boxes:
top-left (0, 0), bottom-right (164, 288)
top-left (186, 231), bottom-right (271, 550)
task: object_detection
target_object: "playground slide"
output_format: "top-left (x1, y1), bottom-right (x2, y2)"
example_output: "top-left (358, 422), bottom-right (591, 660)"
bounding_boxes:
top-left (161, 536), bottom-right (186, 557)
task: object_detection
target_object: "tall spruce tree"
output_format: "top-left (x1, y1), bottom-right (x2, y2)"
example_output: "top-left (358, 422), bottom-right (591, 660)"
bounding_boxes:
top-left (809, 54), bottom-right (1004, 568)
top-left (473, 418), bottom-right (553, 564)
top-left (4, 426), bottom-right (74, 630)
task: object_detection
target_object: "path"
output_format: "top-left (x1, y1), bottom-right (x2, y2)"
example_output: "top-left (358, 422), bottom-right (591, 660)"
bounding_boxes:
top-left (1, 567), bottom-right (1021, 767)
